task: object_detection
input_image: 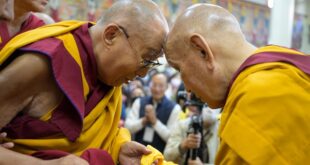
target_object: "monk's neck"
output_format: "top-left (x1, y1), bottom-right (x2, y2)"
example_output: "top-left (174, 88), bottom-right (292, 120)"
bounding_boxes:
top-left (7, 12), bottom-right (31, 37)
top-left (225, 43), bottom-right (257, 82)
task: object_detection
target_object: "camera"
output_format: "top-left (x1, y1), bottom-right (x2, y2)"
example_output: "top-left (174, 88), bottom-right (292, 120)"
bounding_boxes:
top-left (177, 91), bottom-right (206, 163)
top-left (177, 91), bottom-right (205, 113)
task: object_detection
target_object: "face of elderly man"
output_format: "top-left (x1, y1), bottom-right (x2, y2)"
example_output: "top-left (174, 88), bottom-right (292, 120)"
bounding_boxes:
top-left (92, 0), bottom-right (168, 87)
top-left (165, 4), bottom-right (247, 108)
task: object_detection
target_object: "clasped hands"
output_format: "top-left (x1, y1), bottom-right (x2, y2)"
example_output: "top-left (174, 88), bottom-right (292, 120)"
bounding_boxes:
top-left (142, 104), bottom-right (157, 126)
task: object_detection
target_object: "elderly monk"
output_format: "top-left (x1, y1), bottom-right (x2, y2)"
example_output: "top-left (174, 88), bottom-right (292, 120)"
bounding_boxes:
top-left (165, 4), bottom-right (310, 165)
top-left (0, 0), bottom-right (169, 164)
top-left (0, 0), bottom-right (52, 50)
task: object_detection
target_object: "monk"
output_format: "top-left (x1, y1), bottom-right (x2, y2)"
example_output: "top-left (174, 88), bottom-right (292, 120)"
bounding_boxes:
top-left (165, 4), bottom-right (310, 165)
top-left (0, 0), bottom-right (51, 50)
top-left (0, 0), bottom-right (168, 164)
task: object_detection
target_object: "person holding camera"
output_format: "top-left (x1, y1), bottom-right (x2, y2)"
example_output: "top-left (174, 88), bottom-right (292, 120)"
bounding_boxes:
top-left (164, 104), bottom-right (220, 165)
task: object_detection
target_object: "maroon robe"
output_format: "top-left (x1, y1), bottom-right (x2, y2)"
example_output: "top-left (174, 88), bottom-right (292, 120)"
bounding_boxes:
top-left (1, 23), bottom-right (114, 165)
top-left (0, 13), bottom-right (45, 50)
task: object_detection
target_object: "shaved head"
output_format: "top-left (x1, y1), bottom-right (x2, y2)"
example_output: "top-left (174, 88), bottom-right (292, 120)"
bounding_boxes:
top-left (166, 4), bottom-right (245, 58)
top-left (165, 4), bottom-right (256, 108)
top-left (90, 0), bottom-right (169, 87)
top-left (150, 73), bottom-right (168, 101)
top-left (97, 0), bottom-right (168, 51)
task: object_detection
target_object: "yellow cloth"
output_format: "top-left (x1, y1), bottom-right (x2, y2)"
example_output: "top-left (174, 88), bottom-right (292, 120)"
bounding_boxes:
top-left (0, 21), bottom-right (130, 163)
top-left (216, 46), bottom-right (310, 164)
top-left (141, 145), bottom-right (176, 165)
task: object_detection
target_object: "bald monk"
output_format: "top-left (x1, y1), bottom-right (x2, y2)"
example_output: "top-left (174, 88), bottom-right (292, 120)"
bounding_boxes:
top-left (0, 0), bottom-right (14, 21)
top-left (0, 0), bottom-right (168, 164)
top-left (0, 0), bottom-right (51, 50)
top-left (165, 4), bottom-right (310, 165)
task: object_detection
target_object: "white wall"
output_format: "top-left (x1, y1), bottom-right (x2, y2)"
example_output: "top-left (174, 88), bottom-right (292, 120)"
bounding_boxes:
top-left (299, 0), bottom-right (310, 53)
top-left (268, 0), bottom-right (295, 47)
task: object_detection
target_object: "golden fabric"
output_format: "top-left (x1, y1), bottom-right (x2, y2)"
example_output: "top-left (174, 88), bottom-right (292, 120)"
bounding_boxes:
top-left (141, 145), bottom-right (177, 165)
top-left (216, 46), bottom-right (310, 164)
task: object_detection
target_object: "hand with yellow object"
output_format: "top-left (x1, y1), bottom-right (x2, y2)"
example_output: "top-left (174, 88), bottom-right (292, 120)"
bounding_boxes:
top-left (141, 145), bottom-right (177, 165)
top-left (118, 141), bottom-right (153, 165)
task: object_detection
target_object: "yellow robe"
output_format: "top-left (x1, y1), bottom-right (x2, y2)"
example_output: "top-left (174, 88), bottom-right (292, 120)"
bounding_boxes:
top-left (216, 46), bottom-right (310, 164)
top-left (0, 21), bottom-right (130, 163)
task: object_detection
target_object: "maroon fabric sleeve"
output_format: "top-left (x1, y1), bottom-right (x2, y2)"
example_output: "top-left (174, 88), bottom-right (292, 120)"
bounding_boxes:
top-left (32, 149), bottom-right (115, 165)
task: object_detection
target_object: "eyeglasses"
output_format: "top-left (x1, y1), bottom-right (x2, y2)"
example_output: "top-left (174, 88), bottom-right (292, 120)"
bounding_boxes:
top-left (118, 25), bottom-right (162, 69)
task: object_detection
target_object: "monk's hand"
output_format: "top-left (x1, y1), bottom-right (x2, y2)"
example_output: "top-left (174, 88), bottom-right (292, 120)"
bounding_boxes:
top-left (118, 141), bottom-right (151, 165)
top-left (145, 104), bottom-right (157, 125)
top-left (0, 132), bottom-right (14, 149)
top-left (45, 154), bottom-right (89, 165)
top-left (188, 157), bottom-right (203, 165)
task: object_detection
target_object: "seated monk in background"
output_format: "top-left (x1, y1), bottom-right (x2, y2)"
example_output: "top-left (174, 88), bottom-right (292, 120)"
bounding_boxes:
top-left (0, 0), bottom-right (53, 50)
top-left (164, 3), bottom-right (310, 165)
top-left (0, 0), bottom-right (169, 164)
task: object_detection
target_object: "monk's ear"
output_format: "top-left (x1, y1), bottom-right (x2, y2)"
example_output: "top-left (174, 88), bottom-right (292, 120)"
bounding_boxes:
top-left (102, 24), bottom-right (121, 45)
top-left (190, 33), bottom-right (215, 70)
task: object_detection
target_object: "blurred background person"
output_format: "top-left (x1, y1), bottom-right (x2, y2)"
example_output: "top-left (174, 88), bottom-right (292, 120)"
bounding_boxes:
top-left (0, 0), bottom-right (14, 21)
top-left (164, 96), bottom-right (221, 165)
top-left (125, 73), bottom-right (182, 152)
top-left (0, 0), bottom-right (53, 50)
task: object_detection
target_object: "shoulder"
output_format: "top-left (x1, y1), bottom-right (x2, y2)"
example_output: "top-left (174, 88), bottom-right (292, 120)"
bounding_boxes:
top-left (225, 62), bottom-right (310, 123)
top-left (231, 62), bottom-right (306, 97)
top-left (20, 37), bottom-right (64, 56)
top-left (20, 37), bottom-right (63, 52)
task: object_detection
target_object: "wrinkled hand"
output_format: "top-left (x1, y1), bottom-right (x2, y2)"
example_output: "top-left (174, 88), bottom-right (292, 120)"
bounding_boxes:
top-left (45, 155), bottom-right (89, 165)
top-left (0, 132), bottom-right (14, 149)
top-left (188, 157), bottom-right (203, 165)
top-left (181, 133), bottom-right (201, 150)
top-left (119, 141), bottom-right (155, 165)
top-left (145, 104), bottom-right (157, 125)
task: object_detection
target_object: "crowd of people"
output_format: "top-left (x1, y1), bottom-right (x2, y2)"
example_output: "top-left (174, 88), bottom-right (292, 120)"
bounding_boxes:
top-left (0, 0), bottom-right (309, 165)
top-left (122, 70), bottom-right (221, 164)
